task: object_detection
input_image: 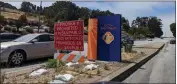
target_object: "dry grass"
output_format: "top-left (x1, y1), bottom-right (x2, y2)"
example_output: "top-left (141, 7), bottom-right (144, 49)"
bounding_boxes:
top-left (96, 69), bottom-right (101, 76)
top-left (1, 8), bottom-right (45, 21)
top-left (2, 49), bottom-right (147, 83)
top-left (0, 73), bottom-right (6, 84)
top-left (104, 64), bottom-right (110, 70)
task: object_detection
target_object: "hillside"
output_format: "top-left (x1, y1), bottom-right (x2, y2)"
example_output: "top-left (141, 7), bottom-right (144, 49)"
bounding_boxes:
top-left (1, 8), bottom-right (45, 22)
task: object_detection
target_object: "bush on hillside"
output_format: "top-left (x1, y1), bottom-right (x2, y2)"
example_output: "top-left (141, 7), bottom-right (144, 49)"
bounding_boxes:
top-left (11, 28), bottom-right (17, 33)
top-left (19, 30), bottom-right (29, 35)
top-left (4, 26), bottom-right (11, 31)
top-left (26, 28), bottom-right (34, 33)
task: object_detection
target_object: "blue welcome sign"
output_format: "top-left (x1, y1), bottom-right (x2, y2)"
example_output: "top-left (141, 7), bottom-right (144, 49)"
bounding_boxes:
top-left (97, 15), bottom-right (121, 62)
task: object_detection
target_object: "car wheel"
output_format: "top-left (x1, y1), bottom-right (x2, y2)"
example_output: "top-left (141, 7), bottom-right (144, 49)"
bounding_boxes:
top-left (8, 51), bottom-right (25, 66)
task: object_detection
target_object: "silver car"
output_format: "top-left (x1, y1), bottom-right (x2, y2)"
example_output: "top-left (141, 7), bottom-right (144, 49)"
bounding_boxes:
top-left (1, 33), bottom-right (55, 65)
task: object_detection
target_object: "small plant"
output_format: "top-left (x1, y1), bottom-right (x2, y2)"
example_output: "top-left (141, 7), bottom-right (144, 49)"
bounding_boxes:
top-left (24, 74), bottom-right (29, 79)
top-left (79, 70), bottom-right (84, 74)
top-left (12, 76), bottom-right (17, 84)
top-left (43, 77), bottom-right (49, 84)
top-left (51, 73), bottom-right (55, 80)
top-left (87, 73), bottom-right (92, 78)
top-left (0, 73), bottom-right (6, 84)
top-left (46, 59), bottom-right (65, 68)
top-left (141, 52), bottom-right (144, 55)
top-left (97, 69), bottom-right (101, 76)
top-left (104, 64), bottom-right (110, 70)
top-left (71, 80), bottom-right (76, 84)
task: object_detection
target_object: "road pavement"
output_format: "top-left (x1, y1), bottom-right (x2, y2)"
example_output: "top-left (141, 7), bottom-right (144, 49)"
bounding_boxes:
top-left (123, 41), bottom-right (175, 83)
top-left (134, 38), bottom-right (170, 46)
top-left (1, 38), bottom-right (173, 75)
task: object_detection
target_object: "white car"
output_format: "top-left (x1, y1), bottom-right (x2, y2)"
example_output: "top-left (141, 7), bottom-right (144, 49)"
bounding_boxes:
top-left (1, 33), bottom-right (56, 65)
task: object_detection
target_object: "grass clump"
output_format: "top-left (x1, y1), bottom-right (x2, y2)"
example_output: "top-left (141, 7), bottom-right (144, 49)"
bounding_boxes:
top-left (96, 69), bottom-right (101, 76)
top-left (46, 59), bottom-right (65, 68)
top-left (104, 64), bottom-right (110, 70)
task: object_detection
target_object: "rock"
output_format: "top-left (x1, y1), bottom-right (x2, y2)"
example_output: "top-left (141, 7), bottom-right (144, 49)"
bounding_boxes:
top-left (29, 69), bottom-right (48, 77)
top-left (55, 74), bottom-right (74, 81)
top-left (49, 80), bottom-right (65, 84)
top-left (87, 69), bottom-right (98, 75)
top-left (84, 64), bottom-right (99, 70)
top-left (65, 71), bottom-right (79, 76)
top-left (66, 62), bottom-right (79, 67)
top-left (84, 61), bottom-right (96, 64)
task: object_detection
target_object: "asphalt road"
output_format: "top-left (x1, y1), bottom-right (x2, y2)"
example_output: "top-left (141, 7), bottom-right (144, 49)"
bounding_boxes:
top-left (123, 42), bottom-right (175, 83)
top-left (1, 38), bottom-right (173, 74)
top-left (1, 57), bottom-right (52, 73)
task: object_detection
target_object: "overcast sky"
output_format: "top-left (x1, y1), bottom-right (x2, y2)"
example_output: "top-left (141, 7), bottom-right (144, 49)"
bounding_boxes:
top-left (7, 1), bottom-right (176, 37)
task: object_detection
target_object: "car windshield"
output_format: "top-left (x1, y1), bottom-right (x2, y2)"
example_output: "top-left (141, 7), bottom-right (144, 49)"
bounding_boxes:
top-left (13, 34), bottom-right (39, 42)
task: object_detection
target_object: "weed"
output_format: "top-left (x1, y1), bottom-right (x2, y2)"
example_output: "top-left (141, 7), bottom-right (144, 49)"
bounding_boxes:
top-left (24, 74), bottom-right (29, 79)
top-left (0, 73), bottom-right (6, 84)
top-left (79, 70), bottom-right (84, 74)
top-left (104, 64), bottom-right (110, 70)
top-left (97, 69), bottom-right (101, 76)
top-left (43, 77), bottom-right (49, 84)
top-left (46, 59), bottom-right (65, 68)
top-left (71, 80), bottom-right (76, 84)
top-left (87, 73), bottom-right (92, 78)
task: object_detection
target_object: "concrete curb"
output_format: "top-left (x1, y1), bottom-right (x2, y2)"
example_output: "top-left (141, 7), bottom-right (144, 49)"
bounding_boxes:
top-left (99, 43), bottom-right (165, 82)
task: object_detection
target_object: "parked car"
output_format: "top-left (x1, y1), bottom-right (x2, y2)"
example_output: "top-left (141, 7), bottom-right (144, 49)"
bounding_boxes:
top-left (148, 39), bottom-right (153, 41)
top-left (1, 33), bottom-right (55, 65)
top-left (0, 33), bottom-right (21, 42)
top-left (170, 39), bottom-right (176, 44)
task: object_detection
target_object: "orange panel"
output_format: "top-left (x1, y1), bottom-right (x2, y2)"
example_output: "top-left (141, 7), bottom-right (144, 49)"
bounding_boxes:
top-left (57, 53), bottom-right (65, 60)
top-left (66, 54), bottom-right (76, 62)
top-left (78, 56), bottom-right (85, 63)
top-left (87, 18), bottom-right (98, 61)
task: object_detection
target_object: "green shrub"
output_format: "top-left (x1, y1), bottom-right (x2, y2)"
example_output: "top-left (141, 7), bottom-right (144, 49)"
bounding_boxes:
top-left (26, 28), bottom-right (34, 33)
top-left (4, 26), bottom-right (11, 31)
top-left (46, 59), bottom-right (65, 68)
top-left (44, 29), bottom-right (49, 33)
top-left (12, 28), bottom-right (17, 33)
top-left (20, 30), bottom-right (28, 35)
top-left (104, 64), bottom-right (110, 70)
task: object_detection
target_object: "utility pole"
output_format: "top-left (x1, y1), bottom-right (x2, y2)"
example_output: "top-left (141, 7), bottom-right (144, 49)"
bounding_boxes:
top-left (38, 0), bottom-right (42, 33)
top-left (0, 5), bottom-right (1, 15)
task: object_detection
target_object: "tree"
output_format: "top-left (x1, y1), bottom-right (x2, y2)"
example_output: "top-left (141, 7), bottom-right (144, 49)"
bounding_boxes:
top-left (19, 14), bottom-right (27, 23)
top-left (20, 1), bottom-right (42, 14)
top-left (0, 15), bottom-right (5, 23)
top-left (148, 17), bottom-right (163, 37)
top-left (121, 17), bottom-right (130, 32)
top-left (132, 16), bottom-right (163, 38)
top-left (15, 14), bottom-right (27, 32)
top-left (42, 1), bottom-right (116, 28)
top-left (15, 20), bottom-right (23, 32)
top-left (0, 1), bottom-right (17, 9)
top-left (0, 15), bottom-right (7, 26)
top-left (170, 23), bottom-right (176, 37)
top-left (45, 19), bottom-right (54, 33)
